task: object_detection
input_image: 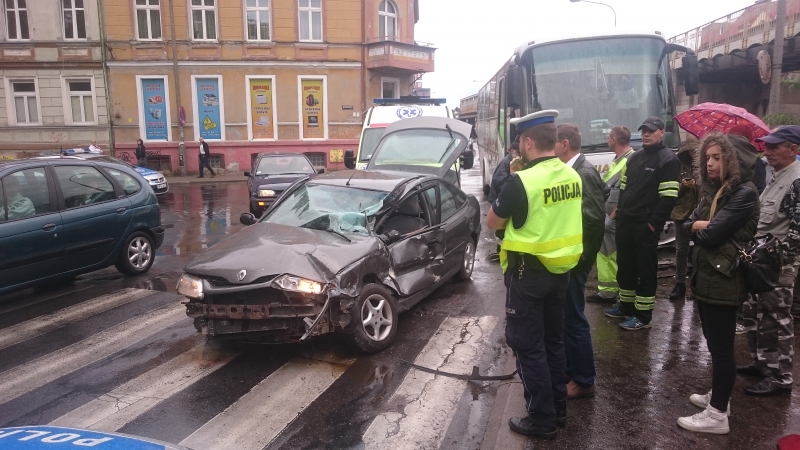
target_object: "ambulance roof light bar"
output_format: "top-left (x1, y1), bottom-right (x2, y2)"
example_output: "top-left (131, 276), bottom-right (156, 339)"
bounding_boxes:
top-left (373, 97), bottom-right (447, 106)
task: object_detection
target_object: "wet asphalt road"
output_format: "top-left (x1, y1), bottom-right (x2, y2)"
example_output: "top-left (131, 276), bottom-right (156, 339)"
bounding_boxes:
top-left (0, 165), bottom-right (798, 449)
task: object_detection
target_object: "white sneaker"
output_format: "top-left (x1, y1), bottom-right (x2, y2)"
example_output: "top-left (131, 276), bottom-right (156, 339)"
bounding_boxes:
top-left (735, 323), bottom-right (746, 334)
top-left (689, 391), bottom-right (731, 416)
top-left (677, 406), bottom-right (730, 434)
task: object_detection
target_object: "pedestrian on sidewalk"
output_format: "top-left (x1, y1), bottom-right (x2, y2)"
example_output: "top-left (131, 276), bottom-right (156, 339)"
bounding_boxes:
top-left (605, 117), bottom-right (680, 330)
top-left (487, 140), bottom-right (520, 262)
top-left (555, 124), bottom-right (607, 400)
top-left (739, 125), bottom-right (800, 396)
top-left (487, 110), bottom-right (583, 440)
top-left (587, 126), bottom-right (635, 304)
top-left (677, 132), bottom-right (759, 435)
top-left (198, 137), bottom-right (216, 178)
top-left (135, 139), bottom-right (147, 167)
top-left (669, 136), bottom-right (700, 302)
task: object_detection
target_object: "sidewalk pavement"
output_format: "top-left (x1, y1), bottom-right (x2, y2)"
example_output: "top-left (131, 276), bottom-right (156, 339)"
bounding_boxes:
top-left (165, 173), bottom-right (247, 185)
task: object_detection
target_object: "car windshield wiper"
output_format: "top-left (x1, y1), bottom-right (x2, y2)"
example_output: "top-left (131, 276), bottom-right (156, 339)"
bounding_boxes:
top-left (438, 138), bottom-right (457, 163)
top-left (321, 227), bottom-right (352, 242)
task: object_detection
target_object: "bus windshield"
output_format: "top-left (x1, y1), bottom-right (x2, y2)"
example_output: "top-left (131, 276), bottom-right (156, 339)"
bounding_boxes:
top-left (359, 128), bottom-right (386, 162)
top-left (521, 37), bottom-right (679, 148)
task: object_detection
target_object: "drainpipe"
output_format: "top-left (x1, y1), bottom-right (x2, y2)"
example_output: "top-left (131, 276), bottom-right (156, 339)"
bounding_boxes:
top-left (768, 0), bottom-right (787, 115)
top-left (168, 0), bottom-right (187, 176)
top-left (361, 0), bottom-right (367, 114)
top-left (97, 0), bottom-right (115, 156)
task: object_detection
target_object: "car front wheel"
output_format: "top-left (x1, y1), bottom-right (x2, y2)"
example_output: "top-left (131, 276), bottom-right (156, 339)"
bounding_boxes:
top-left (352, 284), bottom-right (398, 353)
top-left (115, 231), bottom-right (155, 275)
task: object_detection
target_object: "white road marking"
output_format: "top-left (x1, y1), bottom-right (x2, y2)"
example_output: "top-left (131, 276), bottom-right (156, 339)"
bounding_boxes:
top-left (0, 288), bottom-right (153, 351)
top-left (361, 316), bottom-right (498, 450)
top-left (50, 343), bottom-right (239, 431)
top-left (0, 303), bottom-right (186, 405)
top-left (180, 356), bottom-right (354, 450)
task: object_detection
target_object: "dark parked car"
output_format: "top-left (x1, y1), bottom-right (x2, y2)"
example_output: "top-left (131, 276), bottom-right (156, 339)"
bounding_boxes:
top-left (0, 158), bottom-right (164, 295)
top-left (178, 117), bottom-right (479, 352)
top-left (245, 153), bottom-right (322, 217)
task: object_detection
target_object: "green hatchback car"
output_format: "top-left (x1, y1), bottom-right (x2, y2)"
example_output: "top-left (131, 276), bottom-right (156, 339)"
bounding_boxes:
top-left (0, 158), bottom-right (164, 295)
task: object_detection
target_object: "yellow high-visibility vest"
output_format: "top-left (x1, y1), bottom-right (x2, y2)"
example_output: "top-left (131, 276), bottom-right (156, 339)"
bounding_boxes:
top-left (501, 158), bottom-right (583, 274)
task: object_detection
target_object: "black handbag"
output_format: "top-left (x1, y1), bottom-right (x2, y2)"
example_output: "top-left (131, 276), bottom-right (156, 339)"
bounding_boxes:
top-left (732, 234), bottom-right (785, 294)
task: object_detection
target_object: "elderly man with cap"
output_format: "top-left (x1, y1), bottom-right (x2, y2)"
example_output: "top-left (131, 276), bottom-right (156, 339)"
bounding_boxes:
top-left (738, 125), bottom-right (800, 396)
top-left (604, 117), bottom-right (680, 330)
top-left (487, 110), bottom-right (583, 440)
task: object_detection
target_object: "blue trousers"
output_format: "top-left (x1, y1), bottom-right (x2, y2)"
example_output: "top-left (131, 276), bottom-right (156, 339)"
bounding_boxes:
top-left (505, 266), bottom-right (568, 428)
top-left (564, 265), bottom-right (596, 387)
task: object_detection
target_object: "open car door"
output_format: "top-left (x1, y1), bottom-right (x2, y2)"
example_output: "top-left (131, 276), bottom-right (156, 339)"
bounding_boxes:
top-left (365, 117), bottom-right (472, 179)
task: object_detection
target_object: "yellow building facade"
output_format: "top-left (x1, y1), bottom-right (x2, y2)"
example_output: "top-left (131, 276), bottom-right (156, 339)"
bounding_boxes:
top-left (104, 0), bottom-right (435, 174)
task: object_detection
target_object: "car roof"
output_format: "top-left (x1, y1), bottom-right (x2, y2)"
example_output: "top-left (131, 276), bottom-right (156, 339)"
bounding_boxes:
top-left (256, 152), bottom-right (311, 158)
top-left (310, 169), bottom-right (422, 193)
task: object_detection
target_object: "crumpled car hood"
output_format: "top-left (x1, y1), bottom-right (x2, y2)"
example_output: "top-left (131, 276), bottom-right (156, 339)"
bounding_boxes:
top-left (184, 222), bottom-right (381, 284)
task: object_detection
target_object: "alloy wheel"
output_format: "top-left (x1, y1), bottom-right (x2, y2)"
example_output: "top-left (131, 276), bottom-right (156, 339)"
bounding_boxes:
top-left (361, 294), bottom-right (393, 341)
top-left (128, 236), bottom-right (152, 269)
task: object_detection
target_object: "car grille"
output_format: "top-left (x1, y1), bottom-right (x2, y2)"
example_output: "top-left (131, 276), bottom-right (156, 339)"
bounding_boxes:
top-left (206, 275), bottom-right (274, 287)
top-left (150, 177), bottom-right (166, 184)
top-left (208, 286), bottom-right (293, 305)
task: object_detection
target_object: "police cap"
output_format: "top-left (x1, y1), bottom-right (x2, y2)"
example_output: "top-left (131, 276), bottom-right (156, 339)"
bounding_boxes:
top-left (510, 110), bottom-right (559, 133)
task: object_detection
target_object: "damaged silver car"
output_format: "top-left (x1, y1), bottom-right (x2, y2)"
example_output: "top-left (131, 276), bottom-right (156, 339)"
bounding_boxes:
top-left (178, 117), bottom-right (481, 352)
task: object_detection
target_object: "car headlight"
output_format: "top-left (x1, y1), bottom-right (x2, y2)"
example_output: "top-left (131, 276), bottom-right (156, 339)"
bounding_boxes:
top-left (258, 189), bottom-right (275, 197)
top-left (177, 273), bottom-right (204, 299)
top-left (273, 274), bottom-right (324, 294)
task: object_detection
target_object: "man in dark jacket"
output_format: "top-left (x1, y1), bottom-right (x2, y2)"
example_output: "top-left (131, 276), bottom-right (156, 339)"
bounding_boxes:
top-left (605, 117), bottom-right (680, 330)
top-left (198, 137), bottom-right (216, 178)
top-left (555, 124), bottom-right (608, 399)
top-left (669, 136), bottom-right (699, 301)
top-left (487, 141), bottom-right (520, 261)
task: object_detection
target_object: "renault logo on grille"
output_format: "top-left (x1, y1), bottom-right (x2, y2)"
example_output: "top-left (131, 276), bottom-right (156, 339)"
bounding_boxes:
top-left (237, 270), bottom-right (247, 282)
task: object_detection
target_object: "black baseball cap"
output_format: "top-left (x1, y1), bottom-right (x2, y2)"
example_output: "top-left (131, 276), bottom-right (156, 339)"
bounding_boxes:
top-left (638, 117), bottom-right (665, 131)
top-left (755, 125), bottom-right (800, 145)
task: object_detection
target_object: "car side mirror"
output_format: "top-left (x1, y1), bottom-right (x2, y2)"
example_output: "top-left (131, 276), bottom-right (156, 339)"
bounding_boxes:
top-left (317, 168), bottom-right (325, 174)
top-left (506, 65), bottom-right (524, 109)
top-left (244, 171), bottom-right (251, 177)
top-left (240, 213), bottom-right (257, 226)
top-left (344, 150), bottom-right (356, 169)
top-left (682, 54), bottom-right (700, 96)
top-left (460, 148), bottom-right (474, 170)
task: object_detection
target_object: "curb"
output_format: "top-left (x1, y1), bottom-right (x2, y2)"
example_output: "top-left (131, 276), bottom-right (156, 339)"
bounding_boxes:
top-left (481, 352), bottom-right (528, 450)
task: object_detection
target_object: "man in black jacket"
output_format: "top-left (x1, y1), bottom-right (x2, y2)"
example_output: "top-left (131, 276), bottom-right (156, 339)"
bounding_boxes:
top-left (555, 124), bottom-right (608, 398)
top-left (487, 141), bottom-right (520, 261)
top-left (605, 117), bottom-right (679, 330)
top-left (198, 137), bottom-right (216, 178)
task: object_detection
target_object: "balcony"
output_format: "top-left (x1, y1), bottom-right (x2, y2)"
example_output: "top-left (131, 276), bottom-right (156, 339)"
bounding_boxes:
top-left (366, 40), bottom-right (436, 75)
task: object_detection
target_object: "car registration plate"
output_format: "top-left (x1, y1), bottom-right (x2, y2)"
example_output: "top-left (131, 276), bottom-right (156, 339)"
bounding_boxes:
top-left (156, 183), bottom-right (166, 189)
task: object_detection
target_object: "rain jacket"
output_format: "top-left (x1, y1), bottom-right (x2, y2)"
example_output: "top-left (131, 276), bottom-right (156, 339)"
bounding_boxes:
top-left (683, 133), bottom-right (760, 306)
top-left (573, 153), bottom-right (609, 273)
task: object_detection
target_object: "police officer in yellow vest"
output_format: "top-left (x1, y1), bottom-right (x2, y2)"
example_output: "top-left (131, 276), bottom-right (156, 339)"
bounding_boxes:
top-left (487, 110), bottom-right (583, 440)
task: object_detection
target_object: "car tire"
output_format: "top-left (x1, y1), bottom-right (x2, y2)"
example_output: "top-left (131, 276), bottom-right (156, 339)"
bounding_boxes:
top-left (454, 240), bottom-right (476, 281)
top-left (115, 231), bottom-right (155, 276)
top-left (352, 283), bottom-right (399, 353)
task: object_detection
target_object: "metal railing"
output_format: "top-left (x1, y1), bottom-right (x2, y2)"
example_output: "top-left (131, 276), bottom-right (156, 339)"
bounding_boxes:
top-left (669, 0), bottom-right (800, 60)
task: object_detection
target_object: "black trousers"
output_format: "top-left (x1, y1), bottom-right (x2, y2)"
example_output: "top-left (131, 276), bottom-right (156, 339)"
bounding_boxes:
top-left (697, 301), bottom-right (738, 412)
top-left (505, 265), bottom-right (568, 428)
top-left (199, 155), bottom-right (216, 177)
top-left (616, 218), bottom-right (659, 323)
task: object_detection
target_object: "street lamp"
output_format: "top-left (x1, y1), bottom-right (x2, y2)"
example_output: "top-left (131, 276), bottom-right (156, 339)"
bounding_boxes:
top-left (570, 0), bottom-right (617, 27)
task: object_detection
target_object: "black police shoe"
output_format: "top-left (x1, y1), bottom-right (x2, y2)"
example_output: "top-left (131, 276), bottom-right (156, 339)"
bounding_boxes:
top-left (669, 282), bottom-right (686, 301)
top-left (736, 364), bottom-right (764, 377)
top-left (508, 416), bottom-right (557, 439)
top-left (556, 409), bottom-right (567, 428)
top-left (744, 380), bottom-right (792, 396)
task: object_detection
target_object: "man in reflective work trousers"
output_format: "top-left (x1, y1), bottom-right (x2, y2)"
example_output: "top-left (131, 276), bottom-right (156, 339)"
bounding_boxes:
top-left (487, 110), bottom-right (584, 440)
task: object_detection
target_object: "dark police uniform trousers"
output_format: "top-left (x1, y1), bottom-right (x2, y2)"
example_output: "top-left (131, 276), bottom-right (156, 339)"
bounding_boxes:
top-left (505, 253), bottom-right (568, 428)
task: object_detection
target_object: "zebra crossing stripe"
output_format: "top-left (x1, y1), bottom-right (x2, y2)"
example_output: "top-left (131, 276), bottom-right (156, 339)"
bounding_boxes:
top-left (180, 356), bottom-right (354, 450)
top-left (0, 303), bottom-right (186, 406)
top-left (361, 316), bottom-right (498, 450)
top-left (49, 343), bottom-right (240, 431)
top-left (0, 288), bottom-right (153, 351)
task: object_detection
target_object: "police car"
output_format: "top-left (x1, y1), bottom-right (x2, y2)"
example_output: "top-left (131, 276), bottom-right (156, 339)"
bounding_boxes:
top-left (59, 148), bottom-right (169, 195)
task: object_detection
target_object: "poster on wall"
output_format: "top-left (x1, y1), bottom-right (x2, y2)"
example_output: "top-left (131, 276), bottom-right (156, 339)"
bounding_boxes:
top-left (249, 78), bottom-right (275, 140)
top-left (301, 79), bottom-right (324, 139)
top-left (141, 78), bottom-right (168, 140)
top-left (196, 78), bottom-right (222, 140)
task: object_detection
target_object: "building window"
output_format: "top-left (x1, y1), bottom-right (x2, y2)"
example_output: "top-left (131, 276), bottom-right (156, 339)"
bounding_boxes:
top-left (62, 0), bottom-right (87, 40)
top-left (208, 154), bottom-right (224, 169)
top-left (245, 0), bottom-right (270, 41)
top-left (6, 79), bottom-right (40, 125)
top-left (190, 0), bottom-right (216, 41)
top-left (298, 0), bottom-right (321, 42)
top-left (64, 78), bottom-right (96, 125)
top-left (381, 77), bottom-right (399, 99)
top-left (135, 0), bottom-right (162, 40)
top-left (5, 0), bottom-right (30, 40)
top-left (378, 0), bottom-right (397, 41)
top-left (304, 152), bottom-right (326, 168)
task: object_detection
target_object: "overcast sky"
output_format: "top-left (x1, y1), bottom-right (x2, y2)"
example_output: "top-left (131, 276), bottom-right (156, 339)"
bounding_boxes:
top-left (414, 0), bottom-right (758, 108)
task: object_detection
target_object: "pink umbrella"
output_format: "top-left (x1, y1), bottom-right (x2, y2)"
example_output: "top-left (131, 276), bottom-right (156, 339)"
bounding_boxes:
top-left (674, 102), bottom-right (770, 149)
